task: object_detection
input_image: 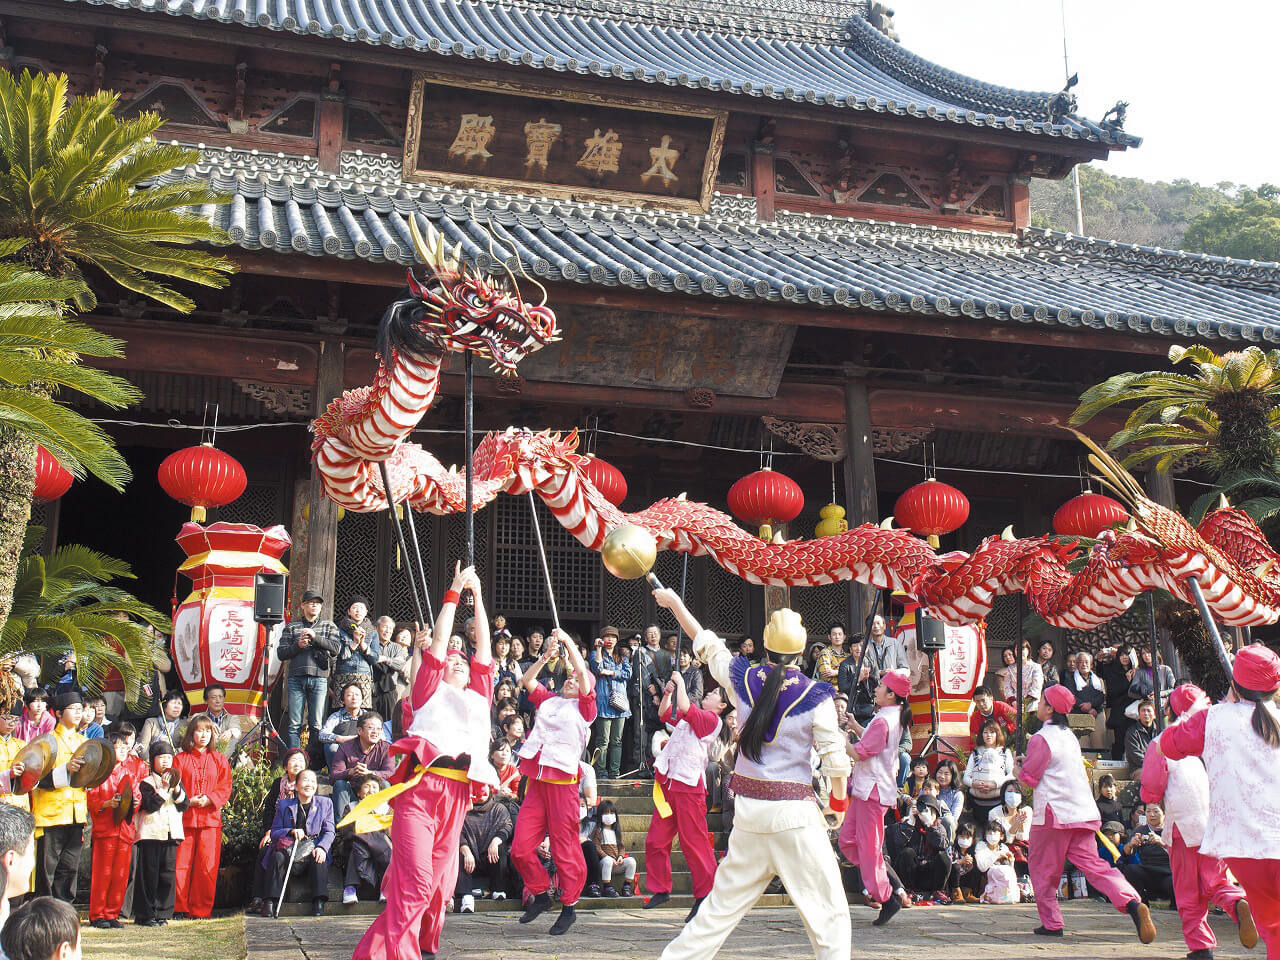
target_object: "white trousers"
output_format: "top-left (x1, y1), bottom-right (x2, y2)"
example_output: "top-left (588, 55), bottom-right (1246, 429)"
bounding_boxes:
top-left (659, 799), bottom-right (851, 960)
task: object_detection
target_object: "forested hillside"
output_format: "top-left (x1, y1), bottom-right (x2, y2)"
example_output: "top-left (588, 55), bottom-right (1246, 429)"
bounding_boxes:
top-left (1029, 166), bottom-right (1280, 262)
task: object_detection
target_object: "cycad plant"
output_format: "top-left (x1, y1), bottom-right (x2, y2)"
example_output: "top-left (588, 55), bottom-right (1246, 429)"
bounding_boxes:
top-left (1, 525), bottom-right (169, 704)
top-left (0, 69), bottom-right (235, 312)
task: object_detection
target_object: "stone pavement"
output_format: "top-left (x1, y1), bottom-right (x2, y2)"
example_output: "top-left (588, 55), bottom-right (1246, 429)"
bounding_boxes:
top-left (247, 901), bottom-right (1258, 960)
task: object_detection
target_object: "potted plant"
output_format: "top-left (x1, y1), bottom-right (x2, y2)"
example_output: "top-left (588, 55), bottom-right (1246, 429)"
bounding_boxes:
top-left (216, 752), bottom-right (278, 908)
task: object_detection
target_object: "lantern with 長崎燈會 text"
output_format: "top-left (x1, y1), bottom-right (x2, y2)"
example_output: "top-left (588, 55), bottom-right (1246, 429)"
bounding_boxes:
top-left (170, 521), bottom-right (290, 720)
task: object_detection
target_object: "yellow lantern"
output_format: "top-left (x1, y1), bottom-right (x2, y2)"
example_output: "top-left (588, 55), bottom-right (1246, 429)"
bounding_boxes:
top-left (815, 503), bottom-right (848, 537)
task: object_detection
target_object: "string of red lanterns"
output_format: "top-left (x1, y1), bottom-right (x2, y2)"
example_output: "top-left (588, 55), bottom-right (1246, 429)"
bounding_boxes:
top-left (581, 455), bottom-right (628, 507)
top-left (1052, 491), bottom-right (1128, 539)
top-left (893, 477), bottom-right (970, 548)
top-left (728, 467), bottom-right (804, 541)
top-left (32, 446), bottom-right (73, 502)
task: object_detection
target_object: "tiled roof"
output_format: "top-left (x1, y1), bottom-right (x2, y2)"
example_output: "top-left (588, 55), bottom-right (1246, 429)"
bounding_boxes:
top-left (175, 148), bottom-right (1280, 340)
top-left (63, 0), bottom-right (1136, 146)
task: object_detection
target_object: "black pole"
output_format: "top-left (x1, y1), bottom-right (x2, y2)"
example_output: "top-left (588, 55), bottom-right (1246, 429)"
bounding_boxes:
top-left (676, 552), bottom-right (689, 664)
top-left (846, 589), bottom-right (883, 717)
top-left (380, 460), bottom-right (426, 626)
top-left (400, 500), bottom-right (435, 626)
top-left (1146, 591), bottom-right (1163, 730)
top-left (464, 352), bottom-right (475, 569)
top-left (1015, 594), bottom-right (1025, 755)
top-left (1184, 577), bottom-right (1235, 680)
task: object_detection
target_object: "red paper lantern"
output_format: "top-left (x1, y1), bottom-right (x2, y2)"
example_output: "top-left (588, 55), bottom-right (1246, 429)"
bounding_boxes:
top-left (33, 446), bottom-right (73, 502)
top-left (158, 443), bottom-right (247, 522)
top-left (582, 455), bottom-right (628, 507)
top-left (1053, 492), bottom-right (1128, 539)
top-left (728, 467), bottom-right (804, 540)
top-left (894, 478), bottom-right (970, 546)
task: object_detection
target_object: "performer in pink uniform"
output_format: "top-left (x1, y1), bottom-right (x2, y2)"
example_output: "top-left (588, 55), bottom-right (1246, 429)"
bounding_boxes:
top-left (643, 668), bottom-right (728, 921)
top-left (837, 668), bottom-right (911, 926)
top-left (1158, 644), bottom-right (1280, 960)
top-left (511, 628), bottom-right (596, 936)
top-left (1018, 683), bottom-right (1154, 942)
top-left (353, 565), bottom-right (497, 960)
top-left (1141, 682), bottom-right (1257, 960)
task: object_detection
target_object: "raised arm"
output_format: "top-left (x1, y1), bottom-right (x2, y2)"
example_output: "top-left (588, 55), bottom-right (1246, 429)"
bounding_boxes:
top-left (520, 646), bottom-right (551, 694)
top-left (671, 669), bottom-right (691, 715)
top-left (469, 569), bottom-right (491, 666)
top-left (652, 587), bottom-right (705, 639)
top-left (429, 563), bottom-right (471, 662)
top-left (556, 628), bottom-right (591, 692)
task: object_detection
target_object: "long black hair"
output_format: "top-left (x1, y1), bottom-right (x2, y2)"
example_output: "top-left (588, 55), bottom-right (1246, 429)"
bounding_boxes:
top-left (738, 651), bottom-right (800, 764)
top-left (1234, 681), bottom-right (1280, 748)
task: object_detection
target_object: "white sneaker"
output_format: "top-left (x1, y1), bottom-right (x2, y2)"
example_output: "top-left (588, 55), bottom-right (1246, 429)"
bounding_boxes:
top-left (342, 886), bottom-right (358, 905)
top-left (379, 892), bottom-right (387, 902)
top-left (490, 891), bottom-right (507, 901)
top-left (460, 895), bottom-right (475, 914)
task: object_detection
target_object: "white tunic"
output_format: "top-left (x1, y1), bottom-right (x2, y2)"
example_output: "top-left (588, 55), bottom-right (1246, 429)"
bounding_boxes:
top-left (407, 682), bottom-right (498, 786)
top-left (1028, 723), bottom-right (1099, 827)
top-left (1150, 729), bottom-right (1210, 848)
top-left (1200, 699), bottom-right (1280, 859)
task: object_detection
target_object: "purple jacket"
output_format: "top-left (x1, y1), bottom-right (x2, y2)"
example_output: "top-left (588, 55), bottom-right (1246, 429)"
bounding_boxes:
top-left (262, 795), bottom-right (335, 868)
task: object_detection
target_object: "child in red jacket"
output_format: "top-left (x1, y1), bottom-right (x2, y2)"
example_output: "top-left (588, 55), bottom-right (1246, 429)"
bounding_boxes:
top-left (86, 728), bottom-right (142, 928)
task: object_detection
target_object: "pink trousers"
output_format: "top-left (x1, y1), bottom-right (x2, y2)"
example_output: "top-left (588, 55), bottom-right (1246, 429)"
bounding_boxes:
top-left (1225, 857), bottom-right (1279, 959)
top-left (511, 778), bottom-right (586, 905)
top-left (836, 795), bottom-right (891, 903)
top-left (1028, 822), bottom-right (1139, 930)
top-left (1170, 828), bottom-right (1245, 953)
top-left (644, 784), bottom-right (718, 898)
top-left (353, 772), bottom-right (470, 960)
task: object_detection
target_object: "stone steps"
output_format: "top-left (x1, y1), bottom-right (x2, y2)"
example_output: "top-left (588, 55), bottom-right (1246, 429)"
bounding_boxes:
top-left (270, 892), bottom-right (797, 918)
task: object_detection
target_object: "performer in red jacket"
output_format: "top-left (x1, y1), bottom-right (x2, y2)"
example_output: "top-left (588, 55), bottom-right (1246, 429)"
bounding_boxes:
top-left (86, 729), bottom-right (142, 928)
top-left (172, 714), bottom-right (232, 919)
top-left (352, 565), bottom-right (499, 960)
top-left (1157, 645), bottom-right (1279, 959)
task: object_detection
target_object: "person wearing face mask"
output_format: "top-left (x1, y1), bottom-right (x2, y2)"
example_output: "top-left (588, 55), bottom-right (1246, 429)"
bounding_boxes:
top-left (1140, 683), bottom-right (1254, 960)
top-left (1118, 803), bottom-right (1176, 908)
top-left (949, 821), bottom-right (982, 904)
top-left (1017, 684), bottom-right (1154, 943)
top-left (352, 565), bottom-right (499, 960)
top-left (976, 821), bottom-right (1019, 903)
top-left (892, 794), bottom-right (953, 902)
top-left (1156, 646), bottom-right (1278, 957)
top-left (590, 800), bottom-right (636, 898)
top-left (988, 780), bottom-right (1031, 870)
top-left (510, 623), bottom-right (596, 937)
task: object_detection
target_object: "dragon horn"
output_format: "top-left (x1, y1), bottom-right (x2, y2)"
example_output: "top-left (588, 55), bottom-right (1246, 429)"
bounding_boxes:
top-left (1067, 427), bottom-right (1146, 508)
top-left (879, 516), bottom-right (895, 529)
top-left (1001, 524), bottom-right (1016, 541)
top-left (409, 214), bottom-right (459, 276)
top-left (1218, 493), bottom-right (1230, 509)
top-left (1255, 558), bottom-right (1276, 579)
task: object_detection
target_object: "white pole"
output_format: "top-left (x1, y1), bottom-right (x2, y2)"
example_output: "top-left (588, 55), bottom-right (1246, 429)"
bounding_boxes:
top-left (1061, 0), bottom-right (1085, 235)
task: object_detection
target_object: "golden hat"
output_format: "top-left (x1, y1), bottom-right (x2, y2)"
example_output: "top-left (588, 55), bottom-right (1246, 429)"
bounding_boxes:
top-left (763, 608), bottom-right (806, 656)
top-left (69, 738), bottom-right (115, 789)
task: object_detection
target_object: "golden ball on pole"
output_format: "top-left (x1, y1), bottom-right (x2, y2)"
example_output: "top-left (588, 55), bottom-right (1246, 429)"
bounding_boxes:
top-left (600, 523), bottom-right (658, 580)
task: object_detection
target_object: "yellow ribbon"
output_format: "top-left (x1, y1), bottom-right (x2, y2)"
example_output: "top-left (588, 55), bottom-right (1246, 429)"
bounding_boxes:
top-left (1096, 828), bottom-right (1121, 862)
top-left (335, 769), bottom-right (424, 830)
top-left (652, 779), bottom-right (673, 819)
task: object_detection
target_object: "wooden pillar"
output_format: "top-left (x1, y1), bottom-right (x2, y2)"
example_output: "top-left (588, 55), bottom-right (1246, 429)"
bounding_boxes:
top-left (843, 374), bottom-right (878, 630)
top-left (750, 142), bottom-right (775, 221)
top-left (1010, 178), bottom-right (1031, 229)
top-left (298, 339), bottom-right (344, 618)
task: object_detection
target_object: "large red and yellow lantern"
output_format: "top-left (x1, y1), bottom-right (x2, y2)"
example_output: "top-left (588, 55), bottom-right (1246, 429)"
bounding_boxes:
top-left (158, 443), bottom-right (247, 522)
top-left (728, 468), bottom-right (803, 540)
top-left (1052, 492), bottom-right (1128, 539)
top-left (894, 478), bottom-right (969, 547)
top-left (33, 446), bottom-right (73, 502)
top-left (893, 596), bottom-right (987, 753)
top-left (171, 522), bottom-right (291, 719)
top-left (582, 455), bottom-right (628, 507)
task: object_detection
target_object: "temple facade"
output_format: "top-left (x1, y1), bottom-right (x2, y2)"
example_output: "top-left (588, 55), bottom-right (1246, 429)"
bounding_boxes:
top-left (8, 0), bottom-right (1279, 654)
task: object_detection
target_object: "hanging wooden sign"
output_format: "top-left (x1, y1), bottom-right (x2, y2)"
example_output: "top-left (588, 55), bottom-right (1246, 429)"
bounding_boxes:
top-left (403, 72), bottom-right (727, 211)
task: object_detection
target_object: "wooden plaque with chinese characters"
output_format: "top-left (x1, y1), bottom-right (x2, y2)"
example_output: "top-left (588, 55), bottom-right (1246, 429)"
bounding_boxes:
top-left (404, 73), bottom-right (727, 211)
top-left (480, 305), bottom-right (795, 398)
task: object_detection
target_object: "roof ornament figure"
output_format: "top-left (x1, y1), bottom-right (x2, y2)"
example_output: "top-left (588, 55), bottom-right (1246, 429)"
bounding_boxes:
top-left (1100, 101), bottom-right (1129, 131)
top-left (1047, 73), bottom-right (1079, 123)
top-left (865, 2), bottom-right (899, 42)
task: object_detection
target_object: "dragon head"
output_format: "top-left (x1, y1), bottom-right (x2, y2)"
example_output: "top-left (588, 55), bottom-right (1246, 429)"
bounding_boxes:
top-left (375, 217), bottom-right (560, 376)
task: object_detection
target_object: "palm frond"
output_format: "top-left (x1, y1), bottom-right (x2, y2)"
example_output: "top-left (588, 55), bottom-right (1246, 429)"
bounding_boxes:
top-left (0, 388), bottom-right (132, 489)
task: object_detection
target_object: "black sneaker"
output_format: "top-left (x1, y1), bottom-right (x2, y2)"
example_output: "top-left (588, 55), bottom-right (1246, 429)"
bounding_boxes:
top-left (108, 920), bottom-right (123, 929)
top-left (645, 892), bottom-right (671, 909)
top-left (621, 882), bottom-right (634, 897)
top-left (685, 897), bottom-right (704, 923)
top-left (1185, 950), bottom-right (1214, 960)
top-left (586, 883), bottom-right (602, 898)
top-left (1033, 926), bottom-right (1064, 937)
top-left (519, 892), bottom-right (552, 924)
top-left (602, 883), bottom-right (618, 898)
top-left (549, 905), bottom-right (576, 936)
top-left (872, 896), bottom-right (902, 927)
top-left (91, 919), bottom-right (112, 930)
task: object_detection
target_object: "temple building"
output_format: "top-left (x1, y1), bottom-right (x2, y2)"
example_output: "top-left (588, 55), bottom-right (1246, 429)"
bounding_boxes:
top-left (9, 0), bottom-right (1280, 655)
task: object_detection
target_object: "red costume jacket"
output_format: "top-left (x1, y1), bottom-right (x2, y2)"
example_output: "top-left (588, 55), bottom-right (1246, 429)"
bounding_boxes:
top-left (173, 748), bottom-right (232, 830)
top-left (86, 761), bottom-right (142, 841)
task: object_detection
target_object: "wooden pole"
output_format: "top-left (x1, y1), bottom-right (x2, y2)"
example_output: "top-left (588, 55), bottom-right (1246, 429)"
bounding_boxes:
top-left (842, 373), bottom-right (878, 632)
top-left (302, 339), bottom-right (343, 616)
top-left (464, 352), bottom-right (475, 569)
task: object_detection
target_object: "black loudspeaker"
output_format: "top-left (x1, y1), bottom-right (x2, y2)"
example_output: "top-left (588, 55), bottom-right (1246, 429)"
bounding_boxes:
top-left (253, 573), bottom-right (287, 625)
top-left (917, 613), bottom-right (947, 652)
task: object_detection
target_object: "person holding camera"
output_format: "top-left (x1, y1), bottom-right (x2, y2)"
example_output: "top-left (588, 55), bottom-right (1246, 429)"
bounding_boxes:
top-left (589, 627), bottom-right (631, 781)
top-left (278, 590), bottom-right (343, 750)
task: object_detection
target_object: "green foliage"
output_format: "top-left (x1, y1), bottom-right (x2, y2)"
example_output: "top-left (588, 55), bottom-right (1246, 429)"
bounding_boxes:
top-left (0, 69), bottom-right (236, 313)
top-left (1183, 186), bottom-right (1280, 263)
top-left (0, 244), bottom-right (141, 489)
top-left (1071, 344), bottom-right (1280, 476)
top-left (0, 524), bottom-right (169, 700)
top-left (222, 754), bottom-right (278, 867)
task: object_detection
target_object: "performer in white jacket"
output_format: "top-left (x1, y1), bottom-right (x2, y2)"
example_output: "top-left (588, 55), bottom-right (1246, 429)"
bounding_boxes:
top-left (1140, 683), bottom-right (1256, 960)
top-left (1017, 684), bottom-right (1154, 943)
top-left (654, 589), bottom-right (851, 960)
top-left (1157, 644), bottom-right (1280, 959)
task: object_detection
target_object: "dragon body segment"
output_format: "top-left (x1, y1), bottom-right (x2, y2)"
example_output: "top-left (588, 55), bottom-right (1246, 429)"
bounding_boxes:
top-left (310, 218), bottom-right (1280, 630)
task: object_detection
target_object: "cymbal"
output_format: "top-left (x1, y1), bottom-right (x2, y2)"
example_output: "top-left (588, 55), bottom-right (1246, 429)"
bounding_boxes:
top-left (112, 780), bottom-right (134, 823)
top-left (14, 733), bottom-right (57, 795)
top-left (69, 739), bottom-right (114, 789)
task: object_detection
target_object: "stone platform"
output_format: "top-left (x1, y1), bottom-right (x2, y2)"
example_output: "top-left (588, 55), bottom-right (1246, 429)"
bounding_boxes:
top-left (247, 901), bottom-right (1257, 960)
